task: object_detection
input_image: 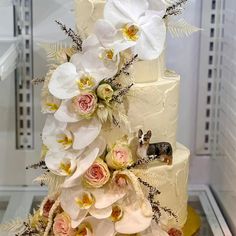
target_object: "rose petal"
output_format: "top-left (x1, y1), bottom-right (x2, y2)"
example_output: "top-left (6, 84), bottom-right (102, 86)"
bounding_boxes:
top-left (70, 117), bottom-right (102, 150)
top-left (48, 63), bottom-right (79, 99)
top-left (115, 200), bottom-right (153, 234)
top-left (133, 15), bottom-right (166, 60)
top-left (89, 205), bottom-right (112, 219)
top-left (104, 0), bottom-right (149, 27)
top-left (54, 100), bottom-right (82, 123)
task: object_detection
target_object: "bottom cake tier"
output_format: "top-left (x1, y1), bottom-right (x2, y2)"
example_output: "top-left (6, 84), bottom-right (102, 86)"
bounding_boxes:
top-left (132, 143), bottom-right (190, 229)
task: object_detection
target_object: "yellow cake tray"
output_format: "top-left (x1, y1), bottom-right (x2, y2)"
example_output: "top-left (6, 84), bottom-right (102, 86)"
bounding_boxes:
top-left (182, 205), bottom-right (201, 236)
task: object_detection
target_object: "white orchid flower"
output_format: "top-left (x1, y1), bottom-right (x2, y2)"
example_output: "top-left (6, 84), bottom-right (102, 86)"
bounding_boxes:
top-left (45, 135), bottom-right (105, 178)
top-left (42, 115), bottom-right (102, 152)
top-left (42, 115), bottom-right (72, 152)
top-left (77, 216), bottom-right (115, 236)
top-left (140, 222), bottom-right (169, 236)
top-left (48, 47), bottom-right (118, 101)
top-left (114, 198), bottom-right (153, 234)
top-left (45, 149), bottom-right (80, 176)
top-left (100, 0), bottom-right (166, 60)
top-left (147, 0), bottom-right (167, 16)
top-left (60, 184), bottom-right (114, 229)
top-left (63, 136), bottom-right (106, 188)
top-left (82, 21), bottom-right (120, 74)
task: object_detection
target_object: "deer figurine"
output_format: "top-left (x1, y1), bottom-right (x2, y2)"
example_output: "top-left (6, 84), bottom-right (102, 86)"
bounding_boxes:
top-left (137, 129), bottom-right (173, 165)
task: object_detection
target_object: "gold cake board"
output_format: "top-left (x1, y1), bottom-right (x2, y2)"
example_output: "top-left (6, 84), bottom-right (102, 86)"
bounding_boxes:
top-left (182, 206), bottom-right (201, 236)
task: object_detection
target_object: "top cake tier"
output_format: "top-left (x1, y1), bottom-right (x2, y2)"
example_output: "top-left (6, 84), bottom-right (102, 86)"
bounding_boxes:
top-left (75, 0), bottom-right (165, 82)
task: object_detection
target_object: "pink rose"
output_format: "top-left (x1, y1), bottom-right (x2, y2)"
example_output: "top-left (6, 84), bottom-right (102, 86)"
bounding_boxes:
top-left (106, 143), bottom-right (133, 170)
top-left (72, 92), bottom-right (97, 118)
top-left (83, 158), bottom-right (110, 188)
top-left (168, 228), bottom-right (183, 236)
top-left (53, 213), bottom-right (75, 236)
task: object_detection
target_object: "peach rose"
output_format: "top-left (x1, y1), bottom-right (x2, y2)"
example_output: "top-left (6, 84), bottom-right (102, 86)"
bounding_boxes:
top-left (72, 92), bottom-right (97, 118)
top-left (83, 158), bottom-right (110, 188)
top-left (168, 228), bottom-right (183, 236)
top-left (106, 142), bottom-right (133, 170)
top-left (53, 213), bottom-right (75, 236)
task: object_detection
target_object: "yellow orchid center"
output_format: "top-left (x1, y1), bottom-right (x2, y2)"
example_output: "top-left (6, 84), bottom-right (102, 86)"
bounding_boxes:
top-left (75, 192), bottom-right (95, 209)
top-left (105, 49), bottom-right (115, 60)
top-left (57, 134), bottom-right (72, 148)
top-left (59, 161), bottom-right (72, 176)
top-left (76, 223), bottom-right (93, 236)
top-left (46, 102), bottom-right (59, 111)
top-left (111, 205), bottom-right (123, 222)
top-left (122, 24), bottom-right (140, 41)
top-left (77, 75), bottom-right (95, 90)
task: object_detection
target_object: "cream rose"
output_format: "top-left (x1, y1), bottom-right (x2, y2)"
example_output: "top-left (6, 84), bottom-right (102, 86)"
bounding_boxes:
top-left (97, 83), bottom-right (114, 101)
top-left (53, 212), bottom-right (75, 236)
top-left (106, 142), bottom-right (133, 170)
top-left (83, 158), bottom-right (110, 188)
top-left (72, 92), bottom-right (97, 118)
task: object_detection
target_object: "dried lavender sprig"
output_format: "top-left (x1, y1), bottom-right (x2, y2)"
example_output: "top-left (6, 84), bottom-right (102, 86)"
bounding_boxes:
top-left (55, 20), bottom-right (83, 51)
top-left (160, 206), bottom-right (178, 221)
top-left (26, 161), bottom-right (48, 170)
top-left (163, 0), bottom-right (188, 18)
top-left (31, 77), bottom-right (45, 85)
top-left (15, 222), bottom-right (39, 236)
top-left (111, 83), bottom-right (134, 103)
top-left (138, 178), bottom-right (161, 196)
top-left (105, 54), bottom-right (138, 84)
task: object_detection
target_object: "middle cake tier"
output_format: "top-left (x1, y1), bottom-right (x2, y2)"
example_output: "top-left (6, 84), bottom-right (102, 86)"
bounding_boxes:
top-left (102, 71), bottom-right (180, 150)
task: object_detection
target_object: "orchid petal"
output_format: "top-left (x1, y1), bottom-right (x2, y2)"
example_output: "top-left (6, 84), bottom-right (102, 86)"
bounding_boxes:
top-left (70, 117), bottom-right (102, 150)
top-left (60, 186), bottom-right (88, 228)
top-left (42, 115), bottom-right (68, 151)
top-left (54, 99), bottom-right (81, 123)
top-left (63, 146), bottom-right (100, 188)
top-left (83, 34), bottom-right (100, 52)
top-left (82, 217), bottom-right (115, 236)
top-left (140, 223), bottom-right (169, 236)
top-left (147, 0), bottom-right (166, 16)
top-left (81, 49), bottom-right (117, 80)
top-left (92, 188), bottom-right (126, 209)
top-left (70, 53), bottom-right (83, 72)
top-left (94, 19), bottom-right (118, 48)
top-left (45, 150), bottom-right (78, 176)
top-left (89, 205), bottom-right (112, 219)
top-left (104, 0), bottom-right (149, 27)
top-left (48, 63), bottom-right (79, 100)
top-left (115, 200), bottom-right (152, 234)
top-left (133, 15), bottom-right (166, 60)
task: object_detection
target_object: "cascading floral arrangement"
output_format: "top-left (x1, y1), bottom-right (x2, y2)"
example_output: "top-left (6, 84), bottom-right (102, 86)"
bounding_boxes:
top-left (0, 0), bottom-right (199, 236)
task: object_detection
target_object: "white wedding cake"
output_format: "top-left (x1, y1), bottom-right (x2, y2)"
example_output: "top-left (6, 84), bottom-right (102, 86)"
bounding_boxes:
top-left (75, 0), bottom-right (190, 229)
top-left (0, 1), bottom-right (199, 235)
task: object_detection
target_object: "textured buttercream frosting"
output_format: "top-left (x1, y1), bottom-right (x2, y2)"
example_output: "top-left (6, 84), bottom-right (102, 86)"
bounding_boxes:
top-left (132, 143), bottom-right (190, 228)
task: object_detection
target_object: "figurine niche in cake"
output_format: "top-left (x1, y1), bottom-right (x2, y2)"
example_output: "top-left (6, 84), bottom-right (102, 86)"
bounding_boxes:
top-left (137, 129), bottom-right (173, 165)
top-left (0, 0), bottom-right (199, 235)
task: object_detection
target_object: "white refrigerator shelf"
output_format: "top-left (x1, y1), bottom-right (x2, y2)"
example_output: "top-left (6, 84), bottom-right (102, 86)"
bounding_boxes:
top-left (0, 185), bottom-right (232, 236)
top-left (0, 40), bottom-right (19, 81)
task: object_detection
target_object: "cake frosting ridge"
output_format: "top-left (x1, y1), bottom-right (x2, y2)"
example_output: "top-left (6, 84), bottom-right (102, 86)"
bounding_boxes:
top-left (0, 1), bottom-right (200, 235)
